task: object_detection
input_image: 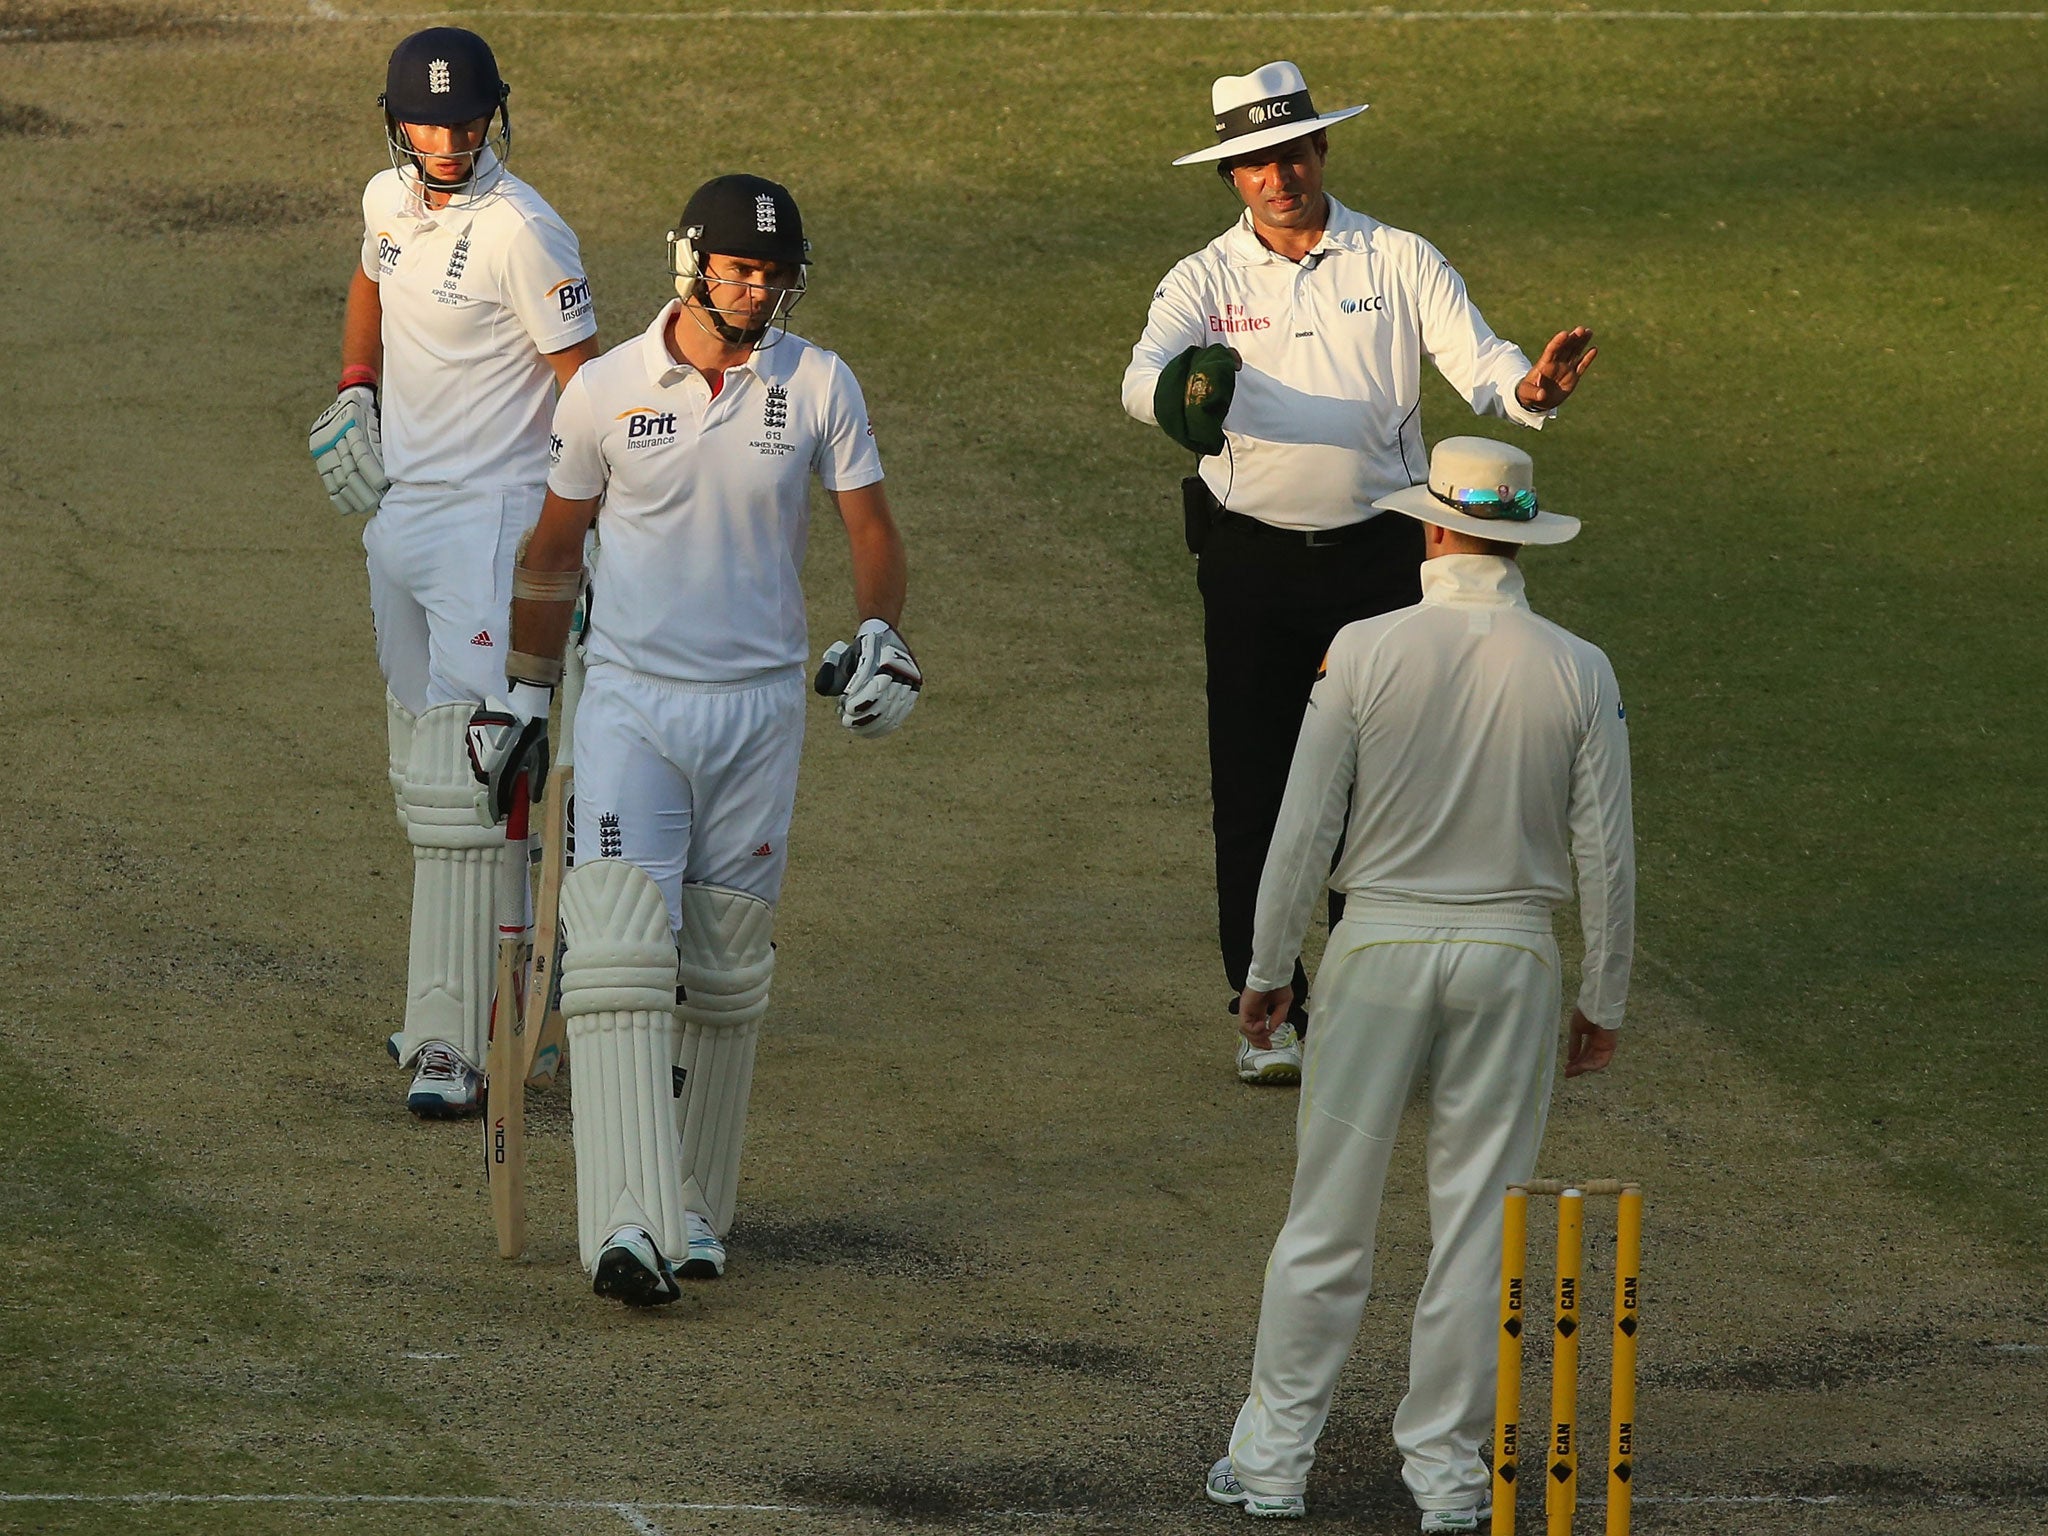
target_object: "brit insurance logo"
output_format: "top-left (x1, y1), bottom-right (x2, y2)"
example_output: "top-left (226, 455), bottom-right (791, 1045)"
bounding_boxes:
top-left (375, 232), bottom-right (402, 275)
top-left (549, 275), bottom-right (593, 324)
top-left (1339, 295), bottom-right (1387, 315)
top-left (618, 407), bottom-right (678, 450)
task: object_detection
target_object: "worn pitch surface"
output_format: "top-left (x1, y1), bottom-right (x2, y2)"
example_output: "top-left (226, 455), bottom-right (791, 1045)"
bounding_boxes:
top-left (3, 4), bottom-right (2045, 1533)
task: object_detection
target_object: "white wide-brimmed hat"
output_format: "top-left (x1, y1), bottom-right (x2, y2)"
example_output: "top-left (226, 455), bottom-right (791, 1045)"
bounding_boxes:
top-left (1171, 61), bottom-right (1368, 167)
top-left (1372, 437), bottom-right (1581, 545)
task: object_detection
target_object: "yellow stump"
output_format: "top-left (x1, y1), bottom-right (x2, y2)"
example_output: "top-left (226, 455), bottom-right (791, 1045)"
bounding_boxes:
top-left (1493, 1187), bottom-right (1530, 1536)
top-left (1606, 1186), bottom-right (1643, 1536)
top-left (1546, 1189), bottom-right (1584, 1536)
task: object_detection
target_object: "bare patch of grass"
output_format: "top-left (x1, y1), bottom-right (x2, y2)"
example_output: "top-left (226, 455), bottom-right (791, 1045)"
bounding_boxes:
top-left (0, 99), bottom-right (79, 136)
top-left (0, 0), bottom-right (217, 43)
top-left (125, 180), bottom-right (309, 236)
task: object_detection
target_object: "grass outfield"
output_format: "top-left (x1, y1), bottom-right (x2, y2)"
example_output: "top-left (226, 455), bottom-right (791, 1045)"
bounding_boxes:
top-left (3, 3), bottom-right (2045, 1530)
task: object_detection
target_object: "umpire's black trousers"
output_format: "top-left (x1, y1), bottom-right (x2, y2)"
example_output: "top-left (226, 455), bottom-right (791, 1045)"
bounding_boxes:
top-left (1195, 505), bottom-right (1425, 1016)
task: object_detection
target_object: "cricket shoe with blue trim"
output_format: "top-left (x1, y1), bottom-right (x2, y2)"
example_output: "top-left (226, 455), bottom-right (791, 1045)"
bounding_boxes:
top-left (1205, 1458), bottom-right (1305, 1519)
top-left (593, 1226), bottom-right (682, 1307)
top-left (406, 1042), bottom-right (484, 1119)
top-left (1419, 1506), bottom-right (1490, 1534)
top-left (678, 1210), bottom-right (726, 1279)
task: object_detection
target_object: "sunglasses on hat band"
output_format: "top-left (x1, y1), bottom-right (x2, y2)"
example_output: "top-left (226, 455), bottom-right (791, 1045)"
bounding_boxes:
top-left (1429, 484), bottom-right (1540, 522)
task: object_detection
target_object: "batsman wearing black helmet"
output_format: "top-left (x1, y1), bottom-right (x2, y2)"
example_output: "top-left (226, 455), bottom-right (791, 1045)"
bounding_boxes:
top-left (310, 27), bottom-right (601, 1120)
top-left (479, 175), bottom-right (918, 1304)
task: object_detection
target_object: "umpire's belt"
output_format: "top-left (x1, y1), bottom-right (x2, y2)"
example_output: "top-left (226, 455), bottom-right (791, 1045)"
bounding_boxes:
top-left (1222, 510), bottom-right (1381, 549)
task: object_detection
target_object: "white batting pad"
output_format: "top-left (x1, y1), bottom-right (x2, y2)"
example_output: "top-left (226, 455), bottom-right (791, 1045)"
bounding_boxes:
top-left (393, 703), bottom-right (508, 1070)
top-left (559, 858), bottom-right (689, 1273)
top-left (385, 690), bottom-right (416, 834)
top-left (674, 883), bottom-right (775, 1238)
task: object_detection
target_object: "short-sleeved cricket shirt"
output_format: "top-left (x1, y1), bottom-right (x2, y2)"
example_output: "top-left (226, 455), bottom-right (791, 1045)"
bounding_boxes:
top-left (361, 154), bottom-right (596, 492)
top-left (548, 301), bottom-right (884, 683)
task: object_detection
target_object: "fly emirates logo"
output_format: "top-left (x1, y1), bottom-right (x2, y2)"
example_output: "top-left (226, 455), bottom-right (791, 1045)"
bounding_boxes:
top-left (1208, 303), bottom-right (1271, 335)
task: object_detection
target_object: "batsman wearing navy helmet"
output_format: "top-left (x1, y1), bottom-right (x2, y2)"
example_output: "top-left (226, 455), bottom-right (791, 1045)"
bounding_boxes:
top-left (477, 175), bottom-right (919, 1304)
top-left (309, 28), bottom-right (600, 1120)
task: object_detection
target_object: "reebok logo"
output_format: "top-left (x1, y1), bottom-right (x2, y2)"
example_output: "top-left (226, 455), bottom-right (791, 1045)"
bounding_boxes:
top-left (470, 631), bottom-right (493, 647)
top-left (751, 843), bottom-right (773, 858)
top-left (428, 59), bottom-right (451, 94)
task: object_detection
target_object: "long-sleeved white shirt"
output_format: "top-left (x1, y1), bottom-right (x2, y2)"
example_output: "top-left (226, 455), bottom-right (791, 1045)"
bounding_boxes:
top-left (1121, 197), bottom-right (1547, 533)
top-left (1248, 555), bottom-right (1635, 1026)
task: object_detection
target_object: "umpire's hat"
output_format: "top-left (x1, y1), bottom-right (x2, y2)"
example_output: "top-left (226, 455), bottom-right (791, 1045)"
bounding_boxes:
top-left (1172, 61), bottom-right (1367, 167)
top-left (382, 27), bottom-right (507, 125)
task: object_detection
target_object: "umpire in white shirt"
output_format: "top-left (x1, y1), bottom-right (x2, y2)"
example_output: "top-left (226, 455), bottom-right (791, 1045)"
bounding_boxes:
top-left (1203, 436), bottom-right (1633, 1530)
top-left (1122, 62), bottom-right (1597, 1086)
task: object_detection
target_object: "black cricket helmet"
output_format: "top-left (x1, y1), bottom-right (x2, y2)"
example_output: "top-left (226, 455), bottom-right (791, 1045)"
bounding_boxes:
top-left (666, 175), bottom-right (811, 346)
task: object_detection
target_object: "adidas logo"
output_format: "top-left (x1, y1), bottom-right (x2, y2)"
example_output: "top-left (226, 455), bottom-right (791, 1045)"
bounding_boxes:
top-left (470, 631), bottom-right (493, 647)
top-left (751, 843), bottom-right (773, 857)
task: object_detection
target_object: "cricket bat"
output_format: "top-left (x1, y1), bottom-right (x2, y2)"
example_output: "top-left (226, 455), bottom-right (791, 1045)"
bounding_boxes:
top-left (485, 774), bottom-right (531, 1259)
top-left (523, 608), bottom-right (583, 1087)
top-left (485, 934), bottom-right (525, 1258)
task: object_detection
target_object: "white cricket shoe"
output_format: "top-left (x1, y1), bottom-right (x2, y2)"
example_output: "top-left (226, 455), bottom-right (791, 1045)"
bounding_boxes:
top-left (407, 1042), bottom-right (484, 1120)
top-left (1236, 1021), bottom-right (1303, 1086)
top-left (678, 1211), bottom-right (726, 1279)
top-left (1205, 1457), bottom-right (1305, 1519)
top-left (593, 1226), bottom-right (681, 1308)
top-left (1420, 1506), bottom-right (1490, 1534)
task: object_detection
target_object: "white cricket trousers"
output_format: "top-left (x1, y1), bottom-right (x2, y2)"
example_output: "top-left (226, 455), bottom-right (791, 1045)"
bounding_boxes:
top-left (572, 660), bottom-right (806, 926)
top-left (364, 484), bottom-right (540, 713)
top-left (1230, 903), bottom-right (1561, 1513)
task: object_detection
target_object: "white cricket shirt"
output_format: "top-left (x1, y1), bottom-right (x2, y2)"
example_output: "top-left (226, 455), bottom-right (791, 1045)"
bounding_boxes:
top-left (547, 302), bottom-right (884, 683)
top-left (361, 153), bottom-right (596, 493)
top-left (1121, 197), bottom-right (1548, 533)
top-left (1249, 556), bottom-right (1635, 1025)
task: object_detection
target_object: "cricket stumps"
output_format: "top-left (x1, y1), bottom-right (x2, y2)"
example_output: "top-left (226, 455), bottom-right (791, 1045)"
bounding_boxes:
top-left (1493, 1180), bottom-right (1643, 1536)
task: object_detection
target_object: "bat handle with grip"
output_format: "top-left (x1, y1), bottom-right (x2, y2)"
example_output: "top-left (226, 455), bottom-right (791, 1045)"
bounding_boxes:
top-left (814, 639), bottom-right (854, 698)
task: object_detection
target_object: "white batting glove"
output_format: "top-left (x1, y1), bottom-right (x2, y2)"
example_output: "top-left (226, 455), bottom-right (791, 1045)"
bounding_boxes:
top-left (309, 384), bottom-right (389, 516)
top-left (835, 619), bottom-right (922, 738)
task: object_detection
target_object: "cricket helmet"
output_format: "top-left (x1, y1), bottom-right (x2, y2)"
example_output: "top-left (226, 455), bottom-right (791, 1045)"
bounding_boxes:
top-left (380, 28), bottom-right (512, 196)
top-left (667, 175), bottom-right (811, 347)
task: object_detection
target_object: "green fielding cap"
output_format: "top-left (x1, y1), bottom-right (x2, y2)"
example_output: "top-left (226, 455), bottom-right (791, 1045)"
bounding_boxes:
top-left (1154, 343), bottom-right (1240, 457)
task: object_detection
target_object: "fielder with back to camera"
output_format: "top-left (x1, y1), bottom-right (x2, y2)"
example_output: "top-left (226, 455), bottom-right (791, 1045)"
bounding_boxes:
top-left (1121, 62), bottom-right (1597, 1089)
top-left (468, 175), bottom-right (921, 1304)
top-left (1203, 437), bottom-right (1634, 1531)
top-left (309, 28), bottom-right (599, 1119)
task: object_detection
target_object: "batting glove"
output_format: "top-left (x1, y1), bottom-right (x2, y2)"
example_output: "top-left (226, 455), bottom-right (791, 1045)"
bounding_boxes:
top-left (465, 692), bottom-right (550, 823)
top-left (829, 619), bottom-right (921, 739)
top-left (309, 384), bottom-right (389, 516)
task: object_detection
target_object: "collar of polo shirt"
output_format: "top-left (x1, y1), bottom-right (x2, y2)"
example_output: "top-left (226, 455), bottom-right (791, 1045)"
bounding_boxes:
top-left (1222, 195), bottom-right (1376, 264)
top-left (643, 299), bottom-right (779, 388)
